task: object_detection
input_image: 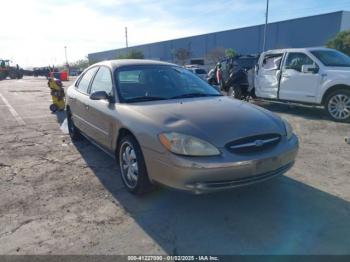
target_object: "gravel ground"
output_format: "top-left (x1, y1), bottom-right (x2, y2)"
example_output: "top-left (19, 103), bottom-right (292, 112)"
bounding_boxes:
top-left (0, 77), bottom-right (349, 255)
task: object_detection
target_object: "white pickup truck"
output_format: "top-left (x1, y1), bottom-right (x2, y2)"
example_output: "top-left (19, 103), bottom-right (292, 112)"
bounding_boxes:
top-left (254, 47), bottom-right (350, 122)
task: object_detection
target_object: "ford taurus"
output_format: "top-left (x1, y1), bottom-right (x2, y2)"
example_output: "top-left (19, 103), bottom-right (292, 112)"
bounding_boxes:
top-left (66, 60), bottom-right (298, 194)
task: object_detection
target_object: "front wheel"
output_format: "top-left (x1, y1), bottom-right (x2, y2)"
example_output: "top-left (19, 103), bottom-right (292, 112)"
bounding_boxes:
top-left (118, 135), bottom-right (154, 195)
top-left (325, 89), bottom-right (350, 122)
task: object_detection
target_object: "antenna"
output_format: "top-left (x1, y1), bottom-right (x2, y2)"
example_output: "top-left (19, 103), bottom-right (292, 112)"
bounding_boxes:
top-left (64, 46), bottom-right (68, 65)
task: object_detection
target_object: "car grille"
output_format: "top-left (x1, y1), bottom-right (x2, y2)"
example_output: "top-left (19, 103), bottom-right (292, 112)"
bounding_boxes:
top-left (192, 162), bottom-right (293, 190)
top-left (226, 133), bottom-right (281, 153)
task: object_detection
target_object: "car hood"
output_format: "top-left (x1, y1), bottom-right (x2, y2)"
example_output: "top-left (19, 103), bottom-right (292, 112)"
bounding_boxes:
top-left (324, 67), bottom-right (350, 82)
top-left (125, 97), bottom-right (285, 147)
top-left (325, 66), bottom-right (350, 72)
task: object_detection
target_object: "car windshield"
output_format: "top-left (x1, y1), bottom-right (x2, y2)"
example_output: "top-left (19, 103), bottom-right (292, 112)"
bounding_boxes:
top-left (311, 50), bottom-right (350, 67)
top-left (116, 65), bottom-right (221, 103)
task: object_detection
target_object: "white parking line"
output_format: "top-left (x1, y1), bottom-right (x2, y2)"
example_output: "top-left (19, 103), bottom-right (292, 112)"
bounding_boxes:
top-left (0, 92), bottom-right (25, 125)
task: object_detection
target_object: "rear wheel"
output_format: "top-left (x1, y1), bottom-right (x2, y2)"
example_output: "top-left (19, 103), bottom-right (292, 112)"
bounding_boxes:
top-left (118, 135), bottom-right (154, 195)
top-left (9, 71), bottom-right (17, 79)
top-left (67, 109), bottom-right (82, 141)
top-left (325, 89), bottom-right (350, 122)
top-left (17, 72), bottom-right (23, 79)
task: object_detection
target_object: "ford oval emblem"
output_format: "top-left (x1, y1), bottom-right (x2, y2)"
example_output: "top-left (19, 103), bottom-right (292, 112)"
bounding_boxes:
top-left (254, 140), bottom-right (264, 147)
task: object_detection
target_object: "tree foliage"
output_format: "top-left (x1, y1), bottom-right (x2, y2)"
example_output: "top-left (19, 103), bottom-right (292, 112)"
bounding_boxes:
top-left (69, 58), bottom-right (90, 69)
top-left (206, 47), bottom-right (226, 64)
top-left (225, 48), bottom-right (237, 58)
top-left (174, 48), bottom-right (191, 65)
top-left (117, 50), bottom-right (145, 59)
top-left (326, 30), bottom-right (350, 56)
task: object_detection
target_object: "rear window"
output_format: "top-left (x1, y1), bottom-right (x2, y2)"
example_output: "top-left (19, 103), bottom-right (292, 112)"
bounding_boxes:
top-left (118, 70), bottom-right (141, 83)
top-left (195, 69), bottom-right (207, 74)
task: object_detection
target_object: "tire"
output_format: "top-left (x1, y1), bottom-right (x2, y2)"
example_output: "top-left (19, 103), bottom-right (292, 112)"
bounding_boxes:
top-left (118, 135), bottom-right (154, 195)
top-left (49, 104), bottom-right (58, 112)
top-left (67, 109), bottom-right (82, 141)
top-left (325, 89), bottom-right (350, 122)
top-left (228, 86), bottom-right (243, 100)
top-left (9, 71), bottom-right (17, 79)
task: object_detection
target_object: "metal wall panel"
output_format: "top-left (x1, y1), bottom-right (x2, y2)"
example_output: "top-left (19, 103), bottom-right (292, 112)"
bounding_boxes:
top-left (88, 11), bottom-right (348, 64)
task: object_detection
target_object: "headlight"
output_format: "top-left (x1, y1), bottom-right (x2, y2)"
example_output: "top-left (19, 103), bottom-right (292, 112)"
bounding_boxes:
top-left (159, 132), bottom-right (220, 156)
top-left (283, 119), bottom-right (293, 140)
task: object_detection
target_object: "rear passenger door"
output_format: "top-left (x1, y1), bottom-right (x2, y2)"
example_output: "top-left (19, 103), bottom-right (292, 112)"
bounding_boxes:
top-left (86, 66), bottom-right (116, 150)
top-left (255, 53), bottom-right (283, 99)
top-left (72, 67), bottom-right (99, 136)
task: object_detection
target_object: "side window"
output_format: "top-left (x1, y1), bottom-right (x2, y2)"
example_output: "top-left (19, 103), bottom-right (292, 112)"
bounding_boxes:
top-left (284, 53), bottom-right (316, 72)
top-left (90, 67), bottom-right (113, 95)
top-left (262, 54), bottom-right (283, 70)
top-left (77, 67), bottom-right (98, 93)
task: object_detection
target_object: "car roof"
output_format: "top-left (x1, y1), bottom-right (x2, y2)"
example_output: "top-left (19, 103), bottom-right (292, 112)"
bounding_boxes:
top-left (263, 47), bottom-right (335, 55)
top-left (91, 59), bottom-right (177, 70)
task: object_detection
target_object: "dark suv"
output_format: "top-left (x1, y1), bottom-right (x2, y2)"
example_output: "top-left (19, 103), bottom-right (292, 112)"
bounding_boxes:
top-left (219, 55), bottom-right (259, 99)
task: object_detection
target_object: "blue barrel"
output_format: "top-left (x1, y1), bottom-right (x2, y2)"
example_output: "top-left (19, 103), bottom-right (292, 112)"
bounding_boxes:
top-left (53, 72), bottom-right (61, 80)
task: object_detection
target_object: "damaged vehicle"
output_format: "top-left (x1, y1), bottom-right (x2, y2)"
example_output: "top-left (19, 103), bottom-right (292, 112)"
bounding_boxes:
top-left (217, 55), bottom-right (259, 99)
top-left (254, 47), bottom-right (350, 122)
top-left (66, 60), bottom-right (298, 195)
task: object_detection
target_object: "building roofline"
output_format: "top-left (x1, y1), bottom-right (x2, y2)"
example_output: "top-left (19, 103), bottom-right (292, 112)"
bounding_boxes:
top-left (89, 10), bottom-right (348, 56)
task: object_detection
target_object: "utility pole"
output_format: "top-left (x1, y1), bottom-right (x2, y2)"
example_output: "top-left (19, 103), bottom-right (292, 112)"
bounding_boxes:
top-left (125, 27), bottom-right (128, 48)
top-left (64, 46), bottom-right (69, 80)
top-left (64, 46), bottom-right (68, 66)
top-left (262, 0), bottom-right (269, 52)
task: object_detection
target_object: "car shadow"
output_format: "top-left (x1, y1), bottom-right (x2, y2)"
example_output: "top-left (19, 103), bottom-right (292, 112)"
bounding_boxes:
top-left (73, 139), bottom-right (350, 255)
top-left (251, 100), bottom-right (329, 121)
top-left (54, 110), bottom-right (66, 124)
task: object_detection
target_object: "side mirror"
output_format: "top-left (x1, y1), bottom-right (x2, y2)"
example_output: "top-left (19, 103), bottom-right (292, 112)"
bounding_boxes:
top-left (302, 65), bottom-right (319, 74)
top-left (90, 91), bottom-right (111, 101)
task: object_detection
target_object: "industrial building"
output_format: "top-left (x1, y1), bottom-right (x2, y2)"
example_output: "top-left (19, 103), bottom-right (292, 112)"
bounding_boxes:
top-left (88, 11), bottom-right (350, 65)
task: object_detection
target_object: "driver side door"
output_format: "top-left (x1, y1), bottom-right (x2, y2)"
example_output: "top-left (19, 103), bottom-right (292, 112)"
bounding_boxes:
top-left (279, 52), bottom-right (321, 103)
top-left (86, 66), bottom-right (116, 150)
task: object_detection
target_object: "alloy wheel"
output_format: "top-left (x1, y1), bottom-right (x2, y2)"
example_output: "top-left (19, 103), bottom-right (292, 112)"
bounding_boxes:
top-left (120, 142), bottom-right (139, 189)
top-left (328, 94), bottom-right (350, 120)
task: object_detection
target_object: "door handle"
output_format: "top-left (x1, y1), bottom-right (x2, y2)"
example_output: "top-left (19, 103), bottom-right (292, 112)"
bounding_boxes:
top-left (282, 74), bottom-right (290, 78)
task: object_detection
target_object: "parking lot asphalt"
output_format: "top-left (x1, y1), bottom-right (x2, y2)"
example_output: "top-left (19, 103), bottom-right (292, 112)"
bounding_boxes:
top-left (0, 77), bottom-right (350, 255)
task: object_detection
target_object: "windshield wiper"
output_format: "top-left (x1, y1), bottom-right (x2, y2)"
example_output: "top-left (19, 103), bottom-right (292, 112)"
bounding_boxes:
top-left (170, 93), bottom-right (222, 99)
top-left (126, 96), bottom-right (168, 103)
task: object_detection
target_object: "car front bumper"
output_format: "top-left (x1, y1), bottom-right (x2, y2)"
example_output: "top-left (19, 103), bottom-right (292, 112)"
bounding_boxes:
top-left (142, 134), bottom-right (299, 194)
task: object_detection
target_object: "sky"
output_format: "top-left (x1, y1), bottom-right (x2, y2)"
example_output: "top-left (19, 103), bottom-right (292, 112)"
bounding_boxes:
top-left (1, 0), bottom-right (349, 68)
